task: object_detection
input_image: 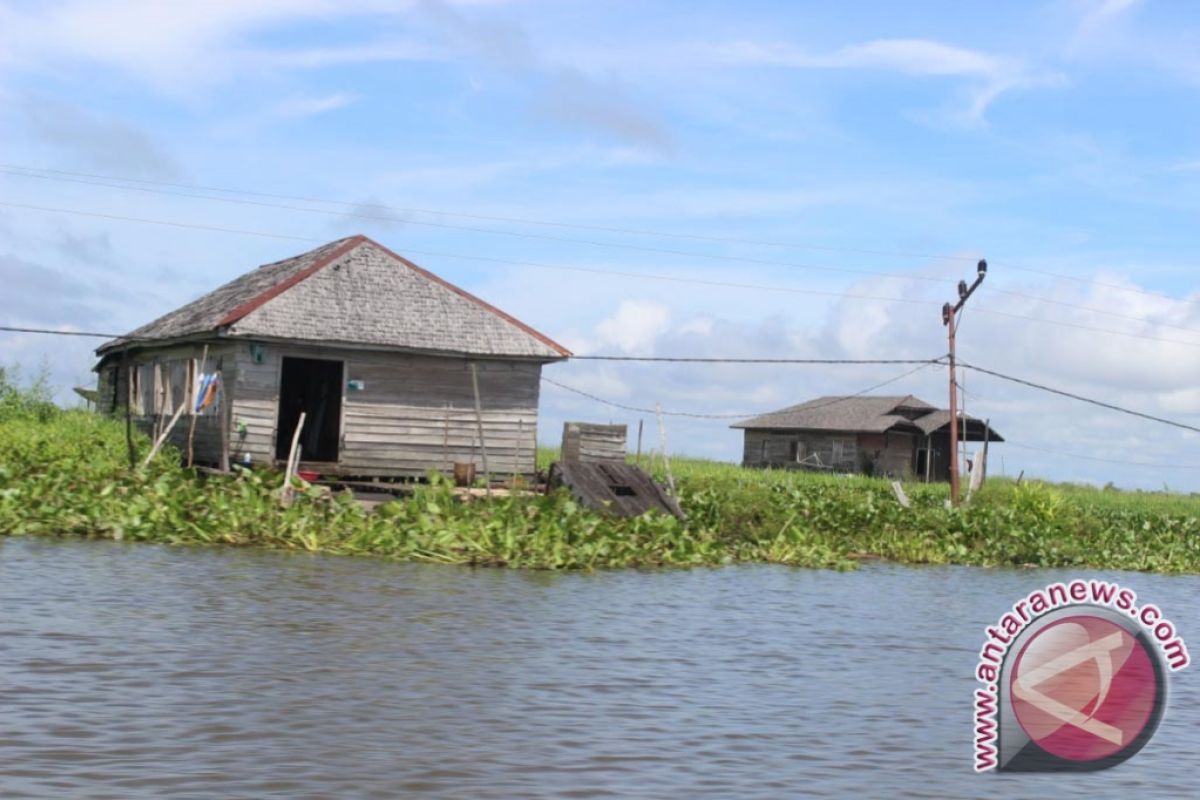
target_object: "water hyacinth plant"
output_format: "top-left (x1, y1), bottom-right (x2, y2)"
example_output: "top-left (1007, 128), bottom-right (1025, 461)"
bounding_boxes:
top-left (3, 370), bottom-right (1200, 572)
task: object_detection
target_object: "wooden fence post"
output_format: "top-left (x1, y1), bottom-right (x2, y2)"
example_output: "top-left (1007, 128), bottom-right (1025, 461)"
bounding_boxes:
top-left (636, 419), bottom-right (643, 466)
top-left (281, 411), bottom-right (306, 507)
top-left (123, 352), bottom-right (135, 469)
top-left (218, 361), bottom-right (230, 473)
top-left (655, 403), bottom-right (677, 497)
top-left (186, 344), bottom-right (208, 468)
top-left (469, 363), bottom-right (490, 494)
top-left (442, 402), bottom-right (450, 475)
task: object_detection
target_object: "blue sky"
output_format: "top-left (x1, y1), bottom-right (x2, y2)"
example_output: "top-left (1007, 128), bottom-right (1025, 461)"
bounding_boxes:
top-left (3, 0), bottom-right (1200, 489)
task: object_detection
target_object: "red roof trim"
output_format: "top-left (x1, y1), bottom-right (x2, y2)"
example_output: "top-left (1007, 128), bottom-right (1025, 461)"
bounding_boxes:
top-left (216, 235), bottom-right (367, 327)
top-left (364, 237), bottom-right (573, 358)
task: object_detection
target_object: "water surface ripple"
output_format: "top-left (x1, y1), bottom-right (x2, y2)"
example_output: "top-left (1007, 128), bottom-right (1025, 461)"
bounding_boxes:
top-left (1, 537), bottom-right (1196, 798)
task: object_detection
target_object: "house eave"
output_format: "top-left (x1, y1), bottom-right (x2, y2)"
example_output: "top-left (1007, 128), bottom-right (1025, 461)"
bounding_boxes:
top-left (96, 329), bottom-right (570, 366)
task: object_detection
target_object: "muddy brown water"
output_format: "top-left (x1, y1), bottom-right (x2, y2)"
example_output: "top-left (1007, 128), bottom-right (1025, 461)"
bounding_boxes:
top-left (1, 537), bottom-right (1196, 798)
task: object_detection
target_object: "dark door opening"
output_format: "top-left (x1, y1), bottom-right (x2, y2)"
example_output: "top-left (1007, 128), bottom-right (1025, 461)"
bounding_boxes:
top-left (276, 357), bottom-right (343, 463)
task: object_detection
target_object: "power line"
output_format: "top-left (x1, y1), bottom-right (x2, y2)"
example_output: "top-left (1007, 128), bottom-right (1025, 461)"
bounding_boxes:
top-left (542, 361), bottom-right (941, 420)
top-left (0, 326), bottom-right (945, 366)
top-left (0, 164), bottom-right (969, 261)
top-left (9, 321), bottom-right (1200, 450)
top-left (13, 165), bottom-right (1200, 331)
top-left (986, 286), bottom-right (1200, 338)
top-left (976, 305), bottom-right (1200, 349)
top-left (570, 355), bottom-right (943, 364)
top-left (0, 201), bottom-right (939, 310)
top-left (0, 325), bottom-right (130, 339)
top-left (5, 199), bottom-right (1199, 349)
top-left (3, 162), bottom-right (1191, 307)
top-left (541, 376), bottom-right (756, 419)
top-left (952, 379), bottom-right (1200, 469)
top-left (1002, 440), bottom-right (1200, 470)
top-left (958, 361), bottom-right (1200, 435)
top-left (405, 248), bottom-right (938, 307)
top-left (0, 201), bottom-right (316, 243)
top-left (0, 167), bottom-right (953, 287)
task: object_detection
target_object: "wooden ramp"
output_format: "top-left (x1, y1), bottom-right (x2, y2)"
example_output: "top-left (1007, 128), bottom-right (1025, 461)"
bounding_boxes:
top-left (548, 461), bottom-right (684, 519)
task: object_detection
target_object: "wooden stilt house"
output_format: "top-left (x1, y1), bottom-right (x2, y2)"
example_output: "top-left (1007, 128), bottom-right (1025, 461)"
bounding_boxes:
top-left (733, 394), bottom-right (1003, 481)
top-left (94, 235), bottom-right (571, 477)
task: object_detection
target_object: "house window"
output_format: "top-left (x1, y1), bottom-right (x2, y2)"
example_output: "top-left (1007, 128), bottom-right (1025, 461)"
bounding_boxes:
top-left (831, 438), bottom-right (846, 462)
top-left (134, 362), bottom-right (159, 416)
top-left (789, 440), bottom-right (805, 462)
top-left (760, 440), bottom-right (768, 462)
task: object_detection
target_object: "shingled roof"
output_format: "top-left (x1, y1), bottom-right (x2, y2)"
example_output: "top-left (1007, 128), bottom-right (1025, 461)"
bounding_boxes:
top-left (97, 236), bottom-right (570, 360)
top-left (731, 395), bottom-right (934, 432)
top-left (731, 394), bottom-right (1003, 441)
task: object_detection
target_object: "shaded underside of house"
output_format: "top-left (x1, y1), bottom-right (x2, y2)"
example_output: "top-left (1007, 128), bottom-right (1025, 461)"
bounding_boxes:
top-left (94, 235), bottom-right (570, 478)
top-left (732, 395), bottom-right (1003, 481)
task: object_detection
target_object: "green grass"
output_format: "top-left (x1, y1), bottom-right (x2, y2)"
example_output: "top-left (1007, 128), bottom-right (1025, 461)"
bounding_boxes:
top-left (3, 378), bottom-right (1200, 571)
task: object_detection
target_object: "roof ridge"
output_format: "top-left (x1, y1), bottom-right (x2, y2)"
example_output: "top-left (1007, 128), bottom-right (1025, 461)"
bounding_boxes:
top-left (217, 235), bottom-right (366, 327)
top-left (357, 236), bottom-right (572, 357)
top-left (98, 235), bottom-right (571, 359)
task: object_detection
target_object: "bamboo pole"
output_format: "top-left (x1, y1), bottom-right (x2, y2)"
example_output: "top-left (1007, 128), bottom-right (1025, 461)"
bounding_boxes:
top-left (982, 418), bottom-right (990, 483)
top-left (513, 418), bottom-right (523, 487)
top-left (217, 361), bottom-right (230, 473)
top-left (281, 411), bottom-right (306, 507)
top-left (469, 363), bottom-right (490, 495)
top-left (142, 399), bottom-right (188, 468)
top-left (186, 344), bottom-right (209, 468)
top-left (636, 419), bottom-right (643, 466)
top-left (924, 433), bottom-right (932, 483)
top-left (442, 402), bottom-right (450, 475)
top-left (123, 352), bottom-right (135, 469)
top-left (655, 403), bottom-right (677, 497)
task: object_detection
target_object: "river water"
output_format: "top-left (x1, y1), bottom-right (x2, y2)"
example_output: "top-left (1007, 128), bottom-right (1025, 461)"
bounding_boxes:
top-left (1, 537), bottom-right (1196, 798)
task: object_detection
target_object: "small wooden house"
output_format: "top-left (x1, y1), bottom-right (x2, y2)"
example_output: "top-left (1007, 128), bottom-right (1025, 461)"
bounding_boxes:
top-left (94, 235), bottom-right (570, 477)
top-left (732, 394), bottom-right (1002, 481)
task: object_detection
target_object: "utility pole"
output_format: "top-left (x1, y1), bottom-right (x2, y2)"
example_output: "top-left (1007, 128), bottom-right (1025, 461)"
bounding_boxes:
top-left (942, 258), bottom-right (987, 506)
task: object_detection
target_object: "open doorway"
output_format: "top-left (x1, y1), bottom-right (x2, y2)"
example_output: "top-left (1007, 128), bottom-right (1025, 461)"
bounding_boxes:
top-left (276, 357), bottom-right (343, 463)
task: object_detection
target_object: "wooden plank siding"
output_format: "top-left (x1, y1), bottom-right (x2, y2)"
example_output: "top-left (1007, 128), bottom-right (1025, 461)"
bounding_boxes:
top-left (97, 341), bottom-right (235, 467)
top-left (561, 422), bottom-right (627, 463)
top-left (100, 339), bottom-right (546, 477)
top-left (742, 430), bottom-right (859, 472)
top-left (228, 341), bottom-right (542, 477)
top-left (857, 431), bottom-right (916, 479)
top-left (742, 428), bottom-right (919, 478)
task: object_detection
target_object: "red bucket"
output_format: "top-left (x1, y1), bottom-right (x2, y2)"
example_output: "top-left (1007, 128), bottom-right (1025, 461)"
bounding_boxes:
top-left (297, 469), bottom-right (320, 482)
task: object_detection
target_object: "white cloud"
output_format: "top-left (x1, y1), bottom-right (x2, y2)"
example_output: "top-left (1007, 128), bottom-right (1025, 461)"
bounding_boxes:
top-left (0, 0), bottom-right (438, 93)
top-left (496, 257), bottom-right (1200, 487)
top-left (592, 300), bottom-right (672, 355)
top-left (248, 40), bottom-right (446, 70)
top-left (1071, 0), bottom-right (1144, 48)
top-left (711, 38), bottom-right (1065, 125)
top-left (273, 92), bottom-right (359, 118)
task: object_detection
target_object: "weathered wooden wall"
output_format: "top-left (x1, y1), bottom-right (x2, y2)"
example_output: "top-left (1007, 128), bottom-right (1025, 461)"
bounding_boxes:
top-left (100, 340), bottom-right (546, 476)
top-left (741, 427), bottom-right (947, 480)
top-left (741, 429), bottom-right (859, 472)
top-left (229, 341), bottom-right (542, 477)
top-left (96, 342), bottom-right (234, 467)
top-left (561, 422), bottom-right (627, 463)
top-left (857, 431), bottom-right (916, 478)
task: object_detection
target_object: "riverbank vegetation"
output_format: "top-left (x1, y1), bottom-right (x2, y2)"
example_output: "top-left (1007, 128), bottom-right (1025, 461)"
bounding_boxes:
top-left (2, 372), bottom-right (1199, 572)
